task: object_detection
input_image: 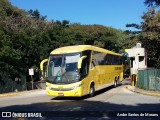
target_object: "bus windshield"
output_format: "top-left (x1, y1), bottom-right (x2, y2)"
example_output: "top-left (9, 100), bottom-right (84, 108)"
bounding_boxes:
top-left (47, 53), bottom-right (81, 84)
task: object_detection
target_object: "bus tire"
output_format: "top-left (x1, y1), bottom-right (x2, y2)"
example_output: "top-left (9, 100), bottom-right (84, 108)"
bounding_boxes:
top-left (114, 79), bottom-right (117, 87)
top-left (117, 76), bottom-right (120, 86)
top-left (89, 84), bottom-right (95, 97)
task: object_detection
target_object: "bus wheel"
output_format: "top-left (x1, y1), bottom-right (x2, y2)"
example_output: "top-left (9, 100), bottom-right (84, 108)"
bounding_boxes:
top-left (114, 79), bottom-right (117, 87)
top-left (117, 76), bottom-right (120, 86)
top-left (89, 84), bottom-right (95, 97)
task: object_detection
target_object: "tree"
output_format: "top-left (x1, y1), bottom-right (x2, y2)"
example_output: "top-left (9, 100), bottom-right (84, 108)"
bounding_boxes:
top-left (0, 0), bottom-right (130, 82)
top-left (144, 0), bottom-right (160, 7)
top-left (28, 9), bottom-right (47, 20)
top-left (126, 0), bottom-right (160, 68)
top-left (140, 9), bottom-right (160, 68)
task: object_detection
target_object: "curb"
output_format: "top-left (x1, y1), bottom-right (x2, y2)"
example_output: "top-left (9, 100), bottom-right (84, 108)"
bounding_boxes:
top-left (125, 85), bottom-right (160, 97)
top-left (0, 89), bottom-right (45, 97)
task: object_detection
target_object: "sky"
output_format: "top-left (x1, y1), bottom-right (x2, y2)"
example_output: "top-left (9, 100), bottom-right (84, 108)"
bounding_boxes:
top-left (9, 0), bottom-right (147, 30)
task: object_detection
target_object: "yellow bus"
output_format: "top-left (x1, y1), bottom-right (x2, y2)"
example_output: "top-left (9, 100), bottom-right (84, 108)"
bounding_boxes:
top-left (40, 45), bottom-right (123, 97)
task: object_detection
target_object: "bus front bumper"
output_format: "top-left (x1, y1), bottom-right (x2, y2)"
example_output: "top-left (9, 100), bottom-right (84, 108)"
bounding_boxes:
top-left (46, 87), bottom-right (83, 97)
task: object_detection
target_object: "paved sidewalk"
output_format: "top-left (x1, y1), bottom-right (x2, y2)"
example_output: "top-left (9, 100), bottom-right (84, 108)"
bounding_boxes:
top-left (125, 85), bottom-right (160, 97)
top-left (0, 89), bottom-right (45, 97)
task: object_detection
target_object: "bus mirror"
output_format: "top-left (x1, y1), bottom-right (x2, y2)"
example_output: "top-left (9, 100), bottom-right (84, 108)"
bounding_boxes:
top-left (78, 56), bottom-right (87, 69)
top-left (40, 59), bottom-right (48, 71)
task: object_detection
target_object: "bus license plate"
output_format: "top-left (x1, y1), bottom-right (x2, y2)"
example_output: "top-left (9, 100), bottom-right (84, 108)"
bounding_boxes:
top-left (58, 93), bottom-right (64, 96)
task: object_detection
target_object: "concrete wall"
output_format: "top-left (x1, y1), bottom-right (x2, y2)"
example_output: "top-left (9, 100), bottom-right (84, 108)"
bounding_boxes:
top-left (125, 47), bottom-right (147, 75)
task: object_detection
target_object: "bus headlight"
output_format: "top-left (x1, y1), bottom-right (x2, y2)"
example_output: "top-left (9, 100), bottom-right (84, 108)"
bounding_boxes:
top-left (47, 86), bottom-right (52, 90)
top-left (47, 84), bottom-right (52, 89)
top-left (74, 74), bottom-right (80, 81)
top-left (72, 83), bottom-right (82, 90)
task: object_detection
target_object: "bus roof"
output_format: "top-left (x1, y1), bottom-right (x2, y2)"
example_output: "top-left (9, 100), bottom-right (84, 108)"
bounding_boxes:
top-left (50, 45), bottom-right (121, 56)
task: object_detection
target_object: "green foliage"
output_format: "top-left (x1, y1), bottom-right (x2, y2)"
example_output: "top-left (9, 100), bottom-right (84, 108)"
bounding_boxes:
top-left (140, 8), bottom-right (160, 68)
top-left (0, 0), bottom-right (130, 81)
top-left (144, 0), bottom-right (160, 7)
top-left (126, 0), bottom-right (160, 68)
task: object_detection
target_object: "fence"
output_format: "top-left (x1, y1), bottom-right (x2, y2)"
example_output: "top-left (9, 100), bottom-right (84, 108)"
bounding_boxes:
top-left (0, 72), bottom-right (46, 94)
top-left (0, 72), bottom-right (27, 94)
top-left (27, 81), bottom-right (46, 90)
top-left (137, 69), bottom-right (160, 91)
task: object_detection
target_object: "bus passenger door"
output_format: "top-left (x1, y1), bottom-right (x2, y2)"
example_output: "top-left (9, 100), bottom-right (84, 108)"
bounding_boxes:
top-left (78, 55), bottom-right (90, 95)
top-left (88, 60), bottom-right (99, 91)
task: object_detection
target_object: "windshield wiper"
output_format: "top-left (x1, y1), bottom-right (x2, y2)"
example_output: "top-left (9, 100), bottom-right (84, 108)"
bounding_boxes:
top-left (61, 72), bottom-right (69, 82)
top-left (52, 68), bottom-right (61, 82)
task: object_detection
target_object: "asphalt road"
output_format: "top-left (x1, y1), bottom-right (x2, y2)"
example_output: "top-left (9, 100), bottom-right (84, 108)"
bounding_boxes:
top-left (0, 79), bottom-right (160, 120)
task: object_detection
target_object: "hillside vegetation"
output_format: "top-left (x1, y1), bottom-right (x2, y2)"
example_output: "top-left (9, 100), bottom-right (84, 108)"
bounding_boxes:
top-left (2, 0), bottom-right (160, 81)
top-left (0, 0), bottom-right (131, 80)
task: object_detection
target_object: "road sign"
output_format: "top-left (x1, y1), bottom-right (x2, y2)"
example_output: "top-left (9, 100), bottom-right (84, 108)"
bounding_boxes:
top-left (29, 68), bottom-right (34, 76)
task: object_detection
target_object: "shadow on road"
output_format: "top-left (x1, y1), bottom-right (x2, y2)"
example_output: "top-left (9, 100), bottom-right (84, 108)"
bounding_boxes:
top-left (0, 99), bottom-right (159, 120)
top-left (1, 80), bottom-right (159, 119)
